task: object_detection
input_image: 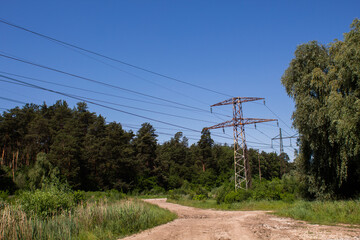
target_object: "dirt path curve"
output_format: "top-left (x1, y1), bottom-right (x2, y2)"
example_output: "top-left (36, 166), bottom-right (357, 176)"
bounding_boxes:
top-left (120, 198), bottom-right (360, 240)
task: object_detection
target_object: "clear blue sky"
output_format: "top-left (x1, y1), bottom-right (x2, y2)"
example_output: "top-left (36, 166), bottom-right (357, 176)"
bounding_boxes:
top-left (1, 0), bottom-right (359, 160)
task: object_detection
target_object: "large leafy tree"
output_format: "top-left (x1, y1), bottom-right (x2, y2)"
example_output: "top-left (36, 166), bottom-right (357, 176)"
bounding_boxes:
top-left (281, 19), bottom-right (360, 198)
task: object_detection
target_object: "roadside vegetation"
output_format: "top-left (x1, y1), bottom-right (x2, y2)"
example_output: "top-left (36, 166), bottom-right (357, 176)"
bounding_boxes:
top-left (166, 177), bottom-right (360, 225)
top-left (0, 181), bottom-right (176, 240)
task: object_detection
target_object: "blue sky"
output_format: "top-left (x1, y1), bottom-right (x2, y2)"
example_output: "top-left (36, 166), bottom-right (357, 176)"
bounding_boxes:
top-left (1, 0), bottom-right (359, 160)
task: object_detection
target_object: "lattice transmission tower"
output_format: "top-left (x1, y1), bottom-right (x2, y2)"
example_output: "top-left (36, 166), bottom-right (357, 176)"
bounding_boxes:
top-left (205, 97), bottom-right (276, 191)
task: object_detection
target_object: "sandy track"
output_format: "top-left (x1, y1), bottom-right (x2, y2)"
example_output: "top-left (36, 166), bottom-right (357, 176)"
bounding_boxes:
top-left (120, 198), bottom-right (360, 240)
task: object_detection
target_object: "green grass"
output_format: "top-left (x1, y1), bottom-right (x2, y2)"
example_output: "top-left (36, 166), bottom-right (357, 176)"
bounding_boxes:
top-left (0, 199), bottom-right (177, 240)
top-left (167, 198), bottom-right (293, 211)
top-left (133, 194), bottom-right (168, 199)
top-left (276, 200), bottom-right (360, 225)
top-left (168, 198), bottom-right (360, 225)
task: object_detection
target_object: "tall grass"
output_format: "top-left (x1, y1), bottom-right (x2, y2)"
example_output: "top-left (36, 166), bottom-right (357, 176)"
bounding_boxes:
top-left (168, 197), bottom-right (360, 225)
top-left (0, 199), bottom-right (176, 240)
top-left (275, 200), bottom-right (360, 225)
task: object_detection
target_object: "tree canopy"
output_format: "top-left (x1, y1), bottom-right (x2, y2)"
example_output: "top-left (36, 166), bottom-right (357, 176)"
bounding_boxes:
top-left (281, 19), bottom-right (360, 199)
top-left (0, 100), bottom-right (290, 193)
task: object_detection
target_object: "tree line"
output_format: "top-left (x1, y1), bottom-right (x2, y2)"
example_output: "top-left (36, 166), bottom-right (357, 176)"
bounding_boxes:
top-left (0, 100), bottom-right (291, 193)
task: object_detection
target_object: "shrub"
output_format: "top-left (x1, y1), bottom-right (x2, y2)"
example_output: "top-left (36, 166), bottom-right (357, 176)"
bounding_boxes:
top-left (168, 190), bottom-right (180, 200)
top-left (193, 194), bottom-right (207, 201)
top-left (0, 190), bottom-right (9, 201)
top-left (224, 190), bottom-right (252, 203)
top-left (215, 183), bottom-right (232, 204)
top-left (17, 180), bottom-right (76, 218)
top-left (18, 188), bottom-right (75, 218)
top-left (73, 190), bottom-right (87, 204)
top-left (105, 189), bottom-right (126, 201)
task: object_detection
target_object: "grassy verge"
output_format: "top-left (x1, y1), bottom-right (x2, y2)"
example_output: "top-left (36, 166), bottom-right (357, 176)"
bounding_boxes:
top-left (167, 198), bottom-right (293, 211)
top-left (168, 198), bottom-right (360, 225)
top-left (276, 200), bottom-right (360, 225)
top-left (133, 195), bottom-right (168, 199)
top-left (0, 199), bottom-right (176, 240)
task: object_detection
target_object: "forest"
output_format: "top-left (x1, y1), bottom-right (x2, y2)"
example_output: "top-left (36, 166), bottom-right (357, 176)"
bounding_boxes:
top-left (0, 100), bottom-right (292, 194)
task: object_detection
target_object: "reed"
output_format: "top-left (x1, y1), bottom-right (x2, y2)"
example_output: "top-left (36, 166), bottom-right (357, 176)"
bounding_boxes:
top-left (0, 199), bottom-right (176, 240)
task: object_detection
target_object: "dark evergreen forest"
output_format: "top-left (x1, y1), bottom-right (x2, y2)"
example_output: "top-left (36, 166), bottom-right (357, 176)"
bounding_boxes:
top-left (0, 100), bottom-right (291, 193)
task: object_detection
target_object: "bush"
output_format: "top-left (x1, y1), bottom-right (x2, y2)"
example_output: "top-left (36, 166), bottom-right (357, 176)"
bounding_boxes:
top-left (224, 190), bottom-right (252, 203)
top-left (193, 194), bottom-right (207, 201)
top-left (168, 190), bottom-right (180, 200)
top-left (105, 189), bottom-right (126, 201)
top-left (215, 183), bottom-right (233, 204)
top-left (18, 188), bottom-right (75, 218)
top-left (0, 190), bottom-right (9, 201)
top-left (17, 180), bottom-right (76, 218)
top-left (73, 190), bottom-right (87, 204)
top-left (216, 176), bottom-right (298, 204)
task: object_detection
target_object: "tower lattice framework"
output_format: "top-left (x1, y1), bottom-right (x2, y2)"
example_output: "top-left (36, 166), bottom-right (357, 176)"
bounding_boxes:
top-left (206, 97), bottom-right (276, 190)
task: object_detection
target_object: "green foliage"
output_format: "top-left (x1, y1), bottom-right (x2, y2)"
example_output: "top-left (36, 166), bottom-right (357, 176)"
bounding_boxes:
top-left (28, 152), bottom-right (60, 190)
top-left (0, 100), bottom-right (293, 196)
top-left (0, 190), bottom-right (9, 201)
top-left (216, 176), bottom-right (297, 204)
top-left (281, 19), bottom-right (360, 199)
top-left (224, 190), bottom-right (252, 203)
top-left (192, 194), bottom-right (207, 201)
top-left (0, 199), bottom-right (176, 240)
top-left (276, 200), bottom-right (360, 225)
top-left (73, 190), bottom-right (87, 204)
top-left (17, 182), bottom-right (75, 218)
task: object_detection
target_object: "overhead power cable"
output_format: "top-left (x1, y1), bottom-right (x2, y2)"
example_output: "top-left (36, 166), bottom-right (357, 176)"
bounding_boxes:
top-left (0, 74), bottom-right (233, 140)
top-left (75, 95), bottom-right (218, 124)
top-left (0, 18), bottom-right (231, 97)
top-left (251, 101), bottom-right (296, 134)
top-left (0, 71), bottom-right (206, 112)
top-left (0, 78), bottom-right (217, 124)
top-left (0, 96), bottom-right (26, 105)
top-left (0, 52), bottom-right (230, 118)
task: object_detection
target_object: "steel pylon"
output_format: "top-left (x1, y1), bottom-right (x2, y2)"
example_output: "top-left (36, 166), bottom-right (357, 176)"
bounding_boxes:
top-left (206, 97), bottom-right (276, 191)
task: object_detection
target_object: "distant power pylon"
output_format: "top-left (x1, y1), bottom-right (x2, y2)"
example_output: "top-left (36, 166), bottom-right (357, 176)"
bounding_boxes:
top-left (205, 97), bottom-right (276, 191)
top-left (271, 128), bottom-right (298, 174)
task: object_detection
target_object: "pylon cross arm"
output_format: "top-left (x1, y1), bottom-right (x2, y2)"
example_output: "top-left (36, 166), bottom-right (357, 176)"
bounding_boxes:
top-left (205, 118), bottom-right (277, 130)
top-left (211, 97), bottom-right (264, 107)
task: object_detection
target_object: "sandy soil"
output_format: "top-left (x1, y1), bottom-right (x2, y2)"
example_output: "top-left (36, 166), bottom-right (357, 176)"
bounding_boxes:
top-left (120, 198), bottom-right (360, 240)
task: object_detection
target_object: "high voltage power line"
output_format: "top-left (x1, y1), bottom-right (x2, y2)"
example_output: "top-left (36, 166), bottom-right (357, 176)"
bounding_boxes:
top-left (0, 71), bottom-right (206, 112)
top-left (0, 77), bottom-right (217, 124)
top-left (0, 80), bottom-right (282, 149)
top-left (0, 74), bottom-right (226, 126)
top-left (0, 18), bottom-right (297, 154)
top-left (0, 17), bottom-right (296, 124)
top-left (0, 96), bottom-right (26, 105)
top-left (0, 74), bottom-right (280, 149)
top-left (0, 18), bottom-right (231, 97)
top-left (0, 74), bottom-right (234, 141)
top-left (0, 52), bottom-right (231, 118)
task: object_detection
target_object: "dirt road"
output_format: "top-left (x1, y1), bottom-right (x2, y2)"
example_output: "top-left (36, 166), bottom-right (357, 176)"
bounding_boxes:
top-left (121, 198), bottom-right (360, 240)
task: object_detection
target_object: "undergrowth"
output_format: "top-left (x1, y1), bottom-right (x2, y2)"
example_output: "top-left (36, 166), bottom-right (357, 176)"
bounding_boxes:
top-left (0, 199), bottom-right (176, 240)
top-left (275, 200), bottom-right (360, 225)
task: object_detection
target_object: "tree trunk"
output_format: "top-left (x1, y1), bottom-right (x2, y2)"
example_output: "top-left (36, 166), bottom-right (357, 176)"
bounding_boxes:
top-left (1, 147), bottom-right (4, 165)
top-left (12, 152), bottom-right (15, 181)
top-left (15, 150), bottom-right (19, 170)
